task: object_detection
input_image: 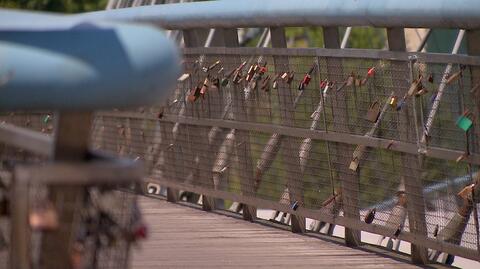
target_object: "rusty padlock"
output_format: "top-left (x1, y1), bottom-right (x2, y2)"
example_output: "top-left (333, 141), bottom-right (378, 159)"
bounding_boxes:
top-left (187, 85), bottom-right (202, 102)
top-left (446, 70), bottom-right (463, 85)
top-left (408, 78), bottom-right (423, 96)
top-left (200, 77), bottom-right (209, 97)
top-left (261, 75), bottom-right (271, 92)
top-left (366, 101), bottom-right (381, 123)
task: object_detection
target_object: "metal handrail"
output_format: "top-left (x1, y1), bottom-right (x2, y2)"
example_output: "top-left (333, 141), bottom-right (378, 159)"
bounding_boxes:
top-left (80, 0), bottom-right (480, 29)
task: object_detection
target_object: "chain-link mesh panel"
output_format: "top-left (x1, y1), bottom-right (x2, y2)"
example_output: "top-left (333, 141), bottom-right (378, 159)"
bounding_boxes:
top-left (83, 50), bottom-right (480, 262)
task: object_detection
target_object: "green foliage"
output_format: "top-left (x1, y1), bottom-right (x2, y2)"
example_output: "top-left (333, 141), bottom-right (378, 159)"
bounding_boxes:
top-left (347, 27), bottom-right (386, 49)
top-left (0, 0), bottom-right (107, 13)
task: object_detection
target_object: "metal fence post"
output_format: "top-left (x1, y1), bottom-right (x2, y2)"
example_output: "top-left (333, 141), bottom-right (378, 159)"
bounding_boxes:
top-left (39, 111), bottom-right (92, 269)
top-left (270, 26), bottom-right (305, 233)
top-left (387, 27), bottom-right (428, 264)
top-left (323, 26), bottom-right (361, 246)
top-left (222, 28), bottom-right (257, 221)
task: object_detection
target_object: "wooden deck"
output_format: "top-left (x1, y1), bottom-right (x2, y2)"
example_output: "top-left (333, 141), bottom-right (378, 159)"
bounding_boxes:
top-left (131, 197), bottom-right (426, 269)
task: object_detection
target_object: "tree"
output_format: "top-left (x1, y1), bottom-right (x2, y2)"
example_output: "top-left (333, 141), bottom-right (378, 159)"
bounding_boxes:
top-left (0, 0), bottom-right (107, 13)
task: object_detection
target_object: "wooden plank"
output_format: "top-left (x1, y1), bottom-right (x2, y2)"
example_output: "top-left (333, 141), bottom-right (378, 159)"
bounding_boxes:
top-left (150, 177), bottom-right (480, 262)
top-left (132, 197), bottom-right (423, 269)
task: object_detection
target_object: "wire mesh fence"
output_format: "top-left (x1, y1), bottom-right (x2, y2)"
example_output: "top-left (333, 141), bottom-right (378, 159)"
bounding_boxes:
top-left (91, 47), bottom-right (480, 262)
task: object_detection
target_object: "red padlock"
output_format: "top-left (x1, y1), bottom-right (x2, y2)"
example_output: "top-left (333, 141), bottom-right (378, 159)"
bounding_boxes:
top-left (367, 67), bottom-right (375, 77)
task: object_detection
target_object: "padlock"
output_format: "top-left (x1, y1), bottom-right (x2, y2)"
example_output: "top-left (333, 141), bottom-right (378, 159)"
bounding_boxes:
top-left (349, 158), bottom-right (359, 171)
top-left (291, 201), bottom-right (299, 211)
top-left (360, 78), bottom-right (368, 86)
top-left (211, 77), bottom-right (220, 89)
top-left (428, 73), bottom-right (434, 83)
top-left (389, 96), bottom-right (398, 107)
top-left (355, 77), bottom-right (362, 87)
top-left (394, 227), bottom-right (401, 237)
top-left (246, 64), bottom-right (256, 82)
top-left (261, 75), bottom-right (271, 92)
top-left (187, 85), bottom-right (201, 102)
top-left (446, 70), bottom-right (462, 85)
top-left (287, 71), bottom-right (294, 84)
top-left (298, 63), bottom-right (316, 91)
top-left (346, 73), bottom-right (355, 86)
top-left (456, 153), bottom-right (467, 163)
top-left (298, 74), bottom-right (311, 91)
top-left (415, 87), bottom-right (428, 96)
top-left (458, 184), bottom-right (475, 201)
top-left (272, 73), bottom-right (281, 89)
top-left (233, 71), bottom-right (243, 84)
top-left (433, 224), bottom-right (439, 237)
top-left (177, 73), bottom-right (190, 82)
top-left (456, 111), bottom-right (473, 131)
top-left (29, 202), bottom-right (59, 231)
top-left (43, 115), bottom-right (51, 124)
top-left (258, 63), bottom-right (267, 75)
top-left (366, 101), bottom-right (381, 123)
top-left (323, 81), bottom-right (332, 94)
top-left (207, 60), bottom-right (221, 72)
top-left (408, 79), bottom-right (422, 96)
top-left (367, 67), bottom-right (375, 77)
top-left (221, 77), bottom-right (229, 87)
top-left (319, 80), bottom-right (327, 90)
top-left (430, 92), bottom-right (437, 104)
top-left (232, 61), bottom-right (247, 84)
top-left (200, 77), bottom-right (209, 97)
top-left (364, 208), bottom-right (376, 224)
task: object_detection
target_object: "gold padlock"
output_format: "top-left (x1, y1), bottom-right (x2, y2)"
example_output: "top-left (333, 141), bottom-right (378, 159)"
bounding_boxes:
top-left (389, 96), bottom-right (398, 107)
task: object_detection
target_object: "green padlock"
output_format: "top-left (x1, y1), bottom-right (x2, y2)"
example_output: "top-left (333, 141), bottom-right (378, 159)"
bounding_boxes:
top-left (221, 78), bottom-right (229, 87)
top-left (456, 115), bottom-right (473, 131)
top-left (43, 115), bottom-right (51, 123)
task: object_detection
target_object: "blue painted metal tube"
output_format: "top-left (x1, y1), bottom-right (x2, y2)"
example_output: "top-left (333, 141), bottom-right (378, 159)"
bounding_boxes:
top-left (78, 0), bottom-right (480, 29)
top-left (0, 22), bottom-right (181, 110)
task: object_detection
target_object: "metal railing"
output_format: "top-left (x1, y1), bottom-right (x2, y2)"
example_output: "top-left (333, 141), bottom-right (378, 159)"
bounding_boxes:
top-left (91, 45), bottom-right (480, 265)
top-left (85, 0), bottom-right (480, 265)
top-left (2, 0), bottom-right (480, 267)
